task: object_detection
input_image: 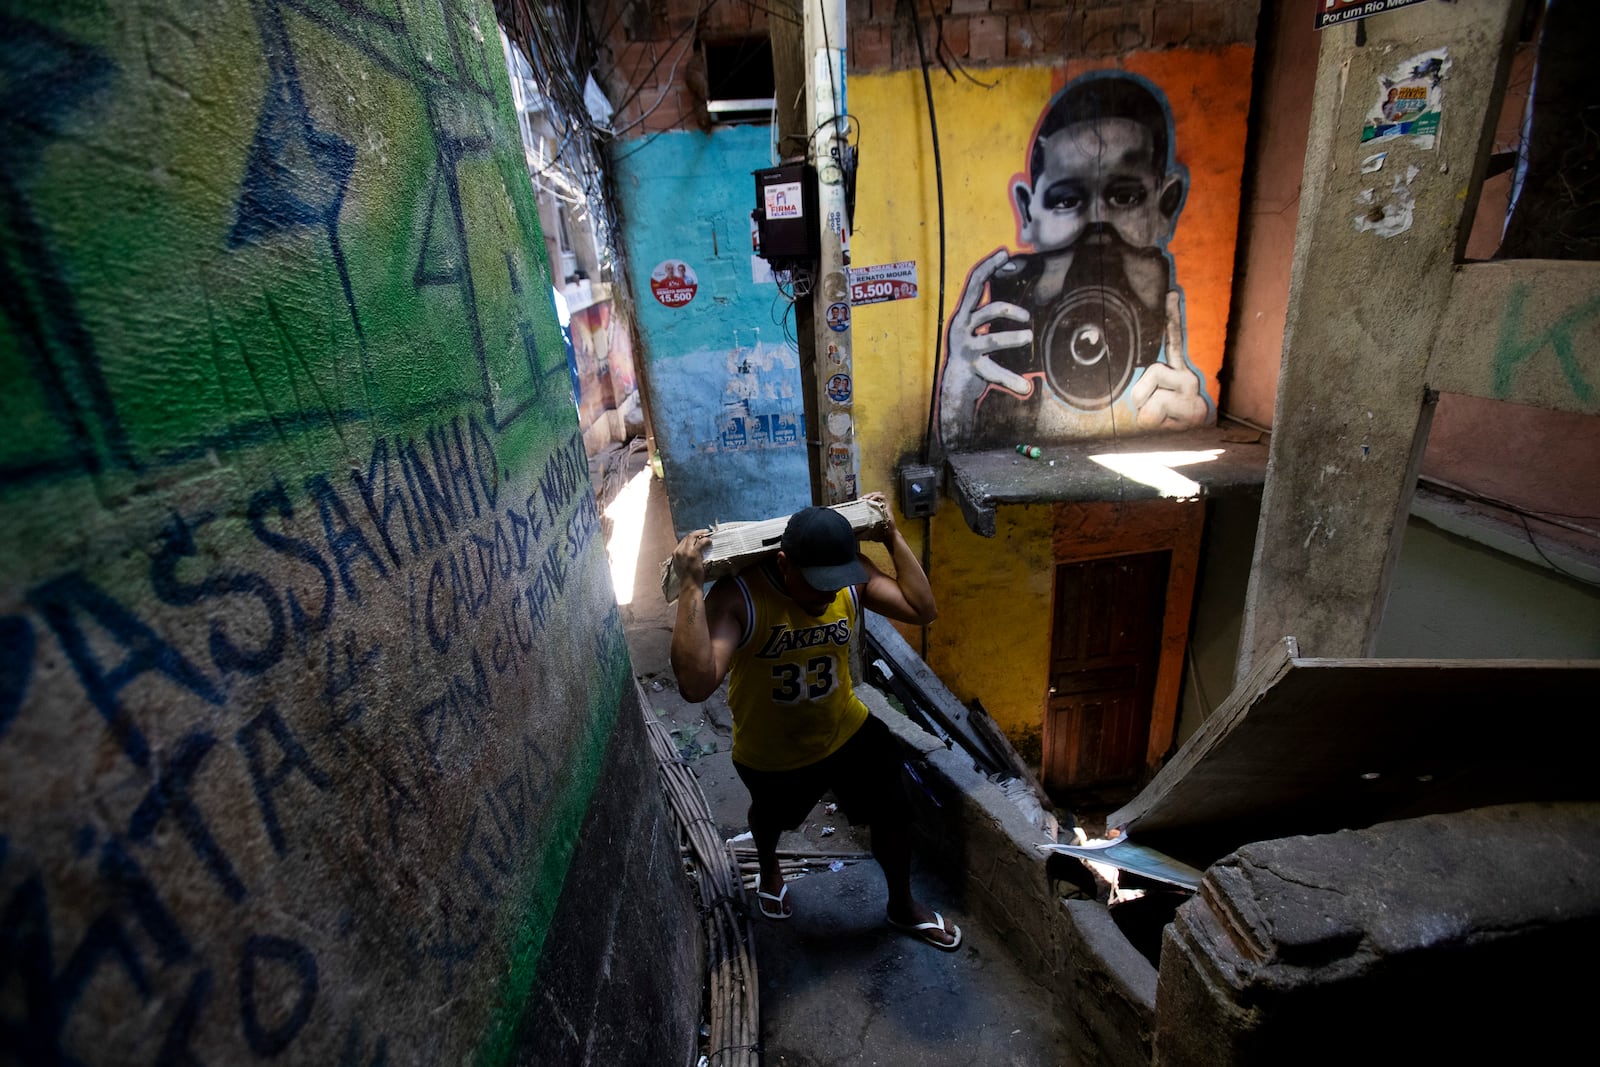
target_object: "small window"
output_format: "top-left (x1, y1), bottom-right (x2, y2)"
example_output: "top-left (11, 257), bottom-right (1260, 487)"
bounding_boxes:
top-left (704, 37), bottom-right (774, 125)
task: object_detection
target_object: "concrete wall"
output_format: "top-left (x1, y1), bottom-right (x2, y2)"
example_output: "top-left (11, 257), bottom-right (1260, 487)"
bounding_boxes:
top-left (612, 127), bottom-right (813, 535)
top-left (1226, 2), bottom-right (1600, 582)
top-left (1175, 495), bottom-right (1260, 748)
top-left (1216, 2), bottom-right (1316, 426)
top-left (1377, 515), bottom-right (1600, 658)
top-left (0, 2), bottom-right (699, 1062)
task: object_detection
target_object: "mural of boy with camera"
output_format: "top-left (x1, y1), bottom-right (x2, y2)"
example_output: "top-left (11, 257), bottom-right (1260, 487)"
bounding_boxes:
top-left (938, 72), bottom-right (1214, 450)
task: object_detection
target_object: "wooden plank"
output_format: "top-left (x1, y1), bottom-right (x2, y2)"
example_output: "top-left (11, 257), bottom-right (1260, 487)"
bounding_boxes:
top-left (865, 612), bottom-right (1053, 814)
top-left (1109, 637), bottom-right (1297, 834)
top-left (660, 496), bottom-right (889, 602)
top-left (1109, 645), bottom-right (1600, 866)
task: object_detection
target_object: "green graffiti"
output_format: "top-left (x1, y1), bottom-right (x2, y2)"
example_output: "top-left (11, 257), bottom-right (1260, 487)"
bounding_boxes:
top-left (0, 0), bottom-right (569, 510)
top-left (1492, 283), bottom-right (1600, 405)
top-left (0, 1), bottom-right (632, 1061)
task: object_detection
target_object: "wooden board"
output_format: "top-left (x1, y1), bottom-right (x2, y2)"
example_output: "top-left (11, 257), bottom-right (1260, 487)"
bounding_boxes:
top-left (1108, 639), bottom-right (1600, 866)
top-left (660, 496), bottom-right (890, 602)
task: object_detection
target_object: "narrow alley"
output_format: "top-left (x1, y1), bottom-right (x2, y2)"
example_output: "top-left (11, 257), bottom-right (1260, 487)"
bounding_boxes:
top-left (2, 1), bottom-right (1598, 1065)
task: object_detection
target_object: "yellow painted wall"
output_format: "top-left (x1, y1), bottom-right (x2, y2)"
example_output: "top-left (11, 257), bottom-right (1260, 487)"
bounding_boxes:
top-left (850, 50), bottom-right (1253, 753)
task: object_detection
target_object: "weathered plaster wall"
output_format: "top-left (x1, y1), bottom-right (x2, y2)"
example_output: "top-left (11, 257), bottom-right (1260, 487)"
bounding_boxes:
top-left (613, 127), bottom-right (812, 534)
top-left (1217, 1), bottom-right (1316, 426)
top-left (924, 503), bottom-right (1057, 756)
top-left (0, 2), bottom-right (698, 1062)
top-left (1377, 517), bottom-right (1600, 659)
top-left (1175, 496), bottom-right (1259, 748)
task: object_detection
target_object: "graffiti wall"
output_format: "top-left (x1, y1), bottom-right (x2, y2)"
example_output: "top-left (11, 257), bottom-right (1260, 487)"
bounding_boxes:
top-left (0, 1), bottom-right (698, 1062)
top-left (850, 47), bottom-right (1253, 745)
top-left (613, 126), bottom-right (812, 534)
top-left (852, 51), bottom-right (1250, 461)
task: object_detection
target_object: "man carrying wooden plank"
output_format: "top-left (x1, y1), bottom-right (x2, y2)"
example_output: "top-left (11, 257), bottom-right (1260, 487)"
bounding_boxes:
top-left (669, 494), bottom-right (959, 951)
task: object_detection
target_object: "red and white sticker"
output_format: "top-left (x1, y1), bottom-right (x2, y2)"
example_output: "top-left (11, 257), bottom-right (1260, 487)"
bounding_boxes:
top-left (764, 181), bottom-right (804, 220)
top-left (848, 261), bottom-right (918, 306)
top-left (649, 259), bottom-right (698, 308)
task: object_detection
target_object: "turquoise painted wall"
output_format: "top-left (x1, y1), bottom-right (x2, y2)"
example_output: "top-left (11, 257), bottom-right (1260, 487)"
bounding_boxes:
top-left (0, 1), bottom-right (697, 1062)
top-left (613, 126), bottom-right (812, 533)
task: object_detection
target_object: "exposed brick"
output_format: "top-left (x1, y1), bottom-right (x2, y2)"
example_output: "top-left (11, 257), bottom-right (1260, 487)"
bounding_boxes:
top-left (937, 14), bottom-right (971, 60)
top-left (852, 23), bottom-right (893, 71)
top-left (969, 13), bottom-right (1006, 61)
top-left (1010, 10), bottom-right (1071, 59)
top-left (1223, 4), bottom-right (1262, 44)
top-left (869, 0), bottom-right (899, 23)
top-left (1080, 3), bottom-right (1150, 55)
top-left (1029, 0), bottom-right (1071, 7)
top-left (988, 0), bottom-right (1025, 12)
top-left (665, 0), bottom-right (699, 23)
top-left (1189, 4), bottom-right (1228, 46)
top-left (748, 4), bottom-right (768, 33)
top-left (890, 14), bottom-right (944, 70)
top-left (1152, 3), bottom-right (1192, 48)
top-left (889, 15), bottom-right (914, 69)
top-left (609, 41), bottom-right (655, 85)
top-left (950, 0), bottom-right (987, 15)
top-left (700, 0), bottom-right (751, 36)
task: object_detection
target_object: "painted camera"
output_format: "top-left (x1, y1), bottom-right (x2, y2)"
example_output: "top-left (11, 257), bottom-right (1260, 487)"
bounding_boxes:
top-left (985, 248), bottom-right (1169, 411)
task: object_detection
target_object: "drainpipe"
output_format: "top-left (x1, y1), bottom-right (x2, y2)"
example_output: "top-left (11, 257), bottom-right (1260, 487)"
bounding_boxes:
top-left (803, 0), bottom-right (856, 504)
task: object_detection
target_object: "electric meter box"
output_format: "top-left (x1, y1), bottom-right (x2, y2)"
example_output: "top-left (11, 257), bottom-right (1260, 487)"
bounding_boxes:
top-left (752, 163), bottom-right (819, 266)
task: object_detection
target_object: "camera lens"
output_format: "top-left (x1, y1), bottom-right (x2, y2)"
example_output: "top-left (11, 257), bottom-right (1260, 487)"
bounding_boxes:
top-left (1041, 287), bottom-right (1140, 410)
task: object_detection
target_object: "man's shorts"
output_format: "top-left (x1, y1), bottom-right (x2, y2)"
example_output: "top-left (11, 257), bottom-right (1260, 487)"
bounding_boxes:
top-left (733, 715), bottom-right (911, 832)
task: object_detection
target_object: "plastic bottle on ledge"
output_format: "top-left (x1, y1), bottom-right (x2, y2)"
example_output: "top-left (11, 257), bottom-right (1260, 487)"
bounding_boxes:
top-left (1015, 443), bottom-right (1041, 459)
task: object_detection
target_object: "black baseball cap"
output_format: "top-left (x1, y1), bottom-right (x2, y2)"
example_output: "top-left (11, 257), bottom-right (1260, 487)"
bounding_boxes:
top-left (781, 507), bottom-right (868, 592)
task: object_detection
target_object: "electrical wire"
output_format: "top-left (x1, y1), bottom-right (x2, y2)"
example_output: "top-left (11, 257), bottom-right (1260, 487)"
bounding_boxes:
top-left (904, 0), bottom-right (947, 471)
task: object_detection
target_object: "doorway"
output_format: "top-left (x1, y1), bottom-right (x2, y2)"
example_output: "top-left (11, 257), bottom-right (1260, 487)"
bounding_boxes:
top-left (1043, 551), bottom-right (1171, 796)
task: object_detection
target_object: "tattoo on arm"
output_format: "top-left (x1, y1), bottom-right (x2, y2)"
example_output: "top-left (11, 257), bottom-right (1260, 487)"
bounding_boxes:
top-left (688, 599), bottom-right (699, 625)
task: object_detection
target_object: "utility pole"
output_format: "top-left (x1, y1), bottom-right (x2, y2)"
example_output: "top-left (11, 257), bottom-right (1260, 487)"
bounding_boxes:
top-left (802, 0), bottom-right (856, 503)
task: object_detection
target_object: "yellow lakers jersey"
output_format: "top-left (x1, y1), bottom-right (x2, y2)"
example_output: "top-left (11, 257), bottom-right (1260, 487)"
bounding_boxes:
top-left (725, 565), bottom-right (869, 772)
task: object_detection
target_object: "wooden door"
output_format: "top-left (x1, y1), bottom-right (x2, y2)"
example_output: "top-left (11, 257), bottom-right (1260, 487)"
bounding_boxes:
top-left (1043, 551), bottom-right (1170, 796)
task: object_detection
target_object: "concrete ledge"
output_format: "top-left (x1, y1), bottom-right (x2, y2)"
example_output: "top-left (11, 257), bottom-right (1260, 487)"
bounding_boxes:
top-left (1154, 802), bottom-right (1600, 1065)
top-left (865, 688), bottom-right (1158, 1066)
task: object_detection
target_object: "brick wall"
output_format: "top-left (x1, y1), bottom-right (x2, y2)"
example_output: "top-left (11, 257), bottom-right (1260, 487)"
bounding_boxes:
top-left (596, 0), bottom-right (777, 136)
top-left (851, 0), bottom-right (1261, 73)
top-left (592, 1), bottom-right (1259, 139)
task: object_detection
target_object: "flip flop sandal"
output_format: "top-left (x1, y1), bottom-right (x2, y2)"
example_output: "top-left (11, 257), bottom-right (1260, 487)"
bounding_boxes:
top-left (887, 911), bottom-right (962, 952)
top-left (756, 883), bottom-right (791, 920)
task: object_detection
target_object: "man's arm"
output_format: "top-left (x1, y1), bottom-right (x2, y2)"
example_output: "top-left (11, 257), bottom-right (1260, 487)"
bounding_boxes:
top-left (669, 529), bottom-right (746, 702)
top-left (856, 494), bottom-right (938, 626)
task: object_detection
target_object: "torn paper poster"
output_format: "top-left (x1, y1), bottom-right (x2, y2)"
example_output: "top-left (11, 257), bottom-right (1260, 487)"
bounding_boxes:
top-left (1362, 151), bottom-right (1388, 174)
top-left (1362, 48), bottom-right (1450, 149)
top-left (1353, 167), bottom-right (1418, 238)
